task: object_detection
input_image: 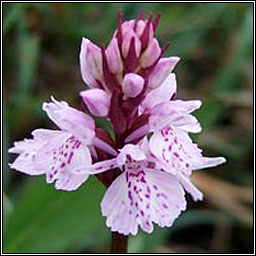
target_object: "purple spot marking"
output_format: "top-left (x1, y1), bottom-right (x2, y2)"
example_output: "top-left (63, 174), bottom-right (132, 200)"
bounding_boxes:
top-left (60, 162), bottom-right (66, 168)
top-left (174, 152), bottom-right (179, 158)
top-left (163, 203), bottom-right (168, 209)
top-left (67, 152), bottom-right (74, 164)
top-left (140, 176), bottom-right (146, 183)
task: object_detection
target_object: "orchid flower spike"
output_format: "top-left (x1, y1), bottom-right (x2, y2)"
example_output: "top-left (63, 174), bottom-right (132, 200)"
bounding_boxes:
top-left (9, 11), bottom-right (226, 240)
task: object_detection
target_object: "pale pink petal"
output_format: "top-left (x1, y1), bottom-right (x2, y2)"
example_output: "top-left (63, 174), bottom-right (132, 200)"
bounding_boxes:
top-left (92, 137), bottom-right (118, 156)
top-left (125, 124), bottom-right (149, 143)
top-left (34, 131), bottom-right (92, 191)
top-left (9, 138), bottom-right (46, 175)
top-left (149, 126), bottom-right (197, 177)
top-left (101, 166), bottom-right (186, 236)
top-left (172, 114), bottom-right (202, 133)
top-left (122, 30), bottom-right (141, 58)
top-left (116, 144), bottom-right (146, 166)
top-left (170, 99), bottom-right (202, 114)
top-left (135, 19), bottom-right (153, 39)
top-left (148, 100), bottom-right (202, 132)
top-left (147, 57), bottom-right (180, 89)
top-left (80, 89), bottom-right (111, 117)
top-left (88, 158), bottom-right (118, 174)
top-left (140, 38), bottom-right (161, 68)
top-left (140, 73), bottom-right (177, 113)
top-left (192, 156), bottom-right (226, 170)
top-left (42, 96), bottom-right (95, 144)
top-left (80, 38), bottom-right (103, 88)
top-left (106, 37), bottom-right (123, 74)
top-left (177, 173), bottom-right (203, 201)
top-left (149, 126), bottom-right (226, 177)
top-left (122, 73), bottom-right (144, 98)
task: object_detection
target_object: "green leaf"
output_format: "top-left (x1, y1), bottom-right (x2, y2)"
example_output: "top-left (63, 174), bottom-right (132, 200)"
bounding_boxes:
top-left (3, 3), bottom-right (26, 36)
top-left (3, 177), bottom-right (109, 253)
top-left (14, 16), bottom-right (41, 105)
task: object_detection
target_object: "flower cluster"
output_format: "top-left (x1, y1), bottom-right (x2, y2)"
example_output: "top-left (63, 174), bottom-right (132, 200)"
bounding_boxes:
top-left (9, 12), bottom-right (226, 236)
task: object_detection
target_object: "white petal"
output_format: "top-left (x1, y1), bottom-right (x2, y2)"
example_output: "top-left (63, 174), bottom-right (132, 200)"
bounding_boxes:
top-left (42, 97), bottom-right (95, 144)
top-left (101, 166), bottom-right (186, 236)
top-left (34, 131), bottom-right (92, 191)
top-left (89, 158), bottom-right (118, 174)
top-left (149, 126), bottom-right (194, 176)
top-left (117, 144), bottom-right (146, 166)
top-left (140, 73), bottom-right (177, 113)
top-left (177, 173), bottom-right (203, 201)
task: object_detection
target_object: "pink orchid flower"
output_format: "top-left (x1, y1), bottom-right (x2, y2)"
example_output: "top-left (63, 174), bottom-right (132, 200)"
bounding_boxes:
top-left (9, 97), bottom-right (117, 191)
top-left (9, 11), bottom-right (226, 243)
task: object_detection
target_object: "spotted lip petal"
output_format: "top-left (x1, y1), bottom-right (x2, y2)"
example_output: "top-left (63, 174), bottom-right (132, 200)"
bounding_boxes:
top-left (149, 126), bottom-right (226, 179)
top-left (101, 157), bottom-right (186, 236)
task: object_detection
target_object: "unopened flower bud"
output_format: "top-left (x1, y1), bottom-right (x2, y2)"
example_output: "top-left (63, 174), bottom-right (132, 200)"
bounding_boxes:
top-left (140, 38), bottom-right (161, 68)
top-left (122, 31), bottom-right (141, 58)
top-left (80, 38), bottom-right (104, 88)
top-left (106, 37), bottom-right (123, 74)
top-left (136, 19), bottom-right (154, 41)
top-left (80, 89), bottom-right (110, 117)
top-left (122, 73), bottom-right (144, 98)
top-left (148, 56), bottom-right (180, 89)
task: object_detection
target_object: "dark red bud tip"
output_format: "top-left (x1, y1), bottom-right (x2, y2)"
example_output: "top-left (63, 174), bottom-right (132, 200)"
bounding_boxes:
top-left (138, 9), bottom-right (145, 20)
top-left (153, 13), bottom-right (161, 31)
top-left (161, 41), bottom-right (170, 56)
top-left (125, 37), bottom-right (138, 74)
top-left (117, 10), bottom-right (124, 49)
top-left (140, 14), bottom-right (153, 51)
top-left (101, 46), bottom-right (119, 93)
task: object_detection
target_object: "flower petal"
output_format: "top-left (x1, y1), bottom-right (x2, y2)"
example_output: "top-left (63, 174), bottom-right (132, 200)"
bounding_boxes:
top-left (33, 131), bottom-right (92, 191)
top-left (149, 126), bottom-right (226, 177)
top-left (177, 173), bottom-right (203, 201)
top-left (116, 144), bottom-right (146, 166)
top-left (42, 96), bottom-right (95, 144)
top-left (149, 126), bottom-right (198, 177)
top-left (80, 37), bottom-right (103, 88)
top-left (9, 138), bottom-right (46, 175)
top-left (147, 57), bottom-right (180, 89)
top-left (101, 166), bottom-right (186, 236)
top-left (148, 99), bottom-right (202, 132)
top-left (140, 73), bottom-right (177, 113)
top-left (80, 89), bottom-right (111, 117)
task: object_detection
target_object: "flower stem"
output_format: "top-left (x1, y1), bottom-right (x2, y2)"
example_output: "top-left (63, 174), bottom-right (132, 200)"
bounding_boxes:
top-left (111, 232), bottom-right (128, 253)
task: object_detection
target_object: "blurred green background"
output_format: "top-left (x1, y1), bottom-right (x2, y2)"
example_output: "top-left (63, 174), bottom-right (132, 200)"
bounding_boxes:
top-left (3, 2), bottom-right (253, 253)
